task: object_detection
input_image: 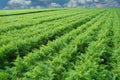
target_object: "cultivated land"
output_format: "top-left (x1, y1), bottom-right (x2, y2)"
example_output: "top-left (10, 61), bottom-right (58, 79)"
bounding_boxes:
top-left (0, 8), bottom-right (120, 80)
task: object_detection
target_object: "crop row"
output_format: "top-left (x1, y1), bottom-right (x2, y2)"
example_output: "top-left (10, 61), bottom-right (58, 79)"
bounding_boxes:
top-left (0, 10), bottom-right (108, 80)
top-left (0, 10), bottom-right (104, 69)
top-left (0, 9), bottom-right (120, 80)
top-left (0, 9), bottom-right (96, 34)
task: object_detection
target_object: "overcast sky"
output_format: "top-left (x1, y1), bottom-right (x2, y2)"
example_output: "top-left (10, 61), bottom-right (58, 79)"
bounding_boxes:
top-left (0, 0), bottom-right (120, 9)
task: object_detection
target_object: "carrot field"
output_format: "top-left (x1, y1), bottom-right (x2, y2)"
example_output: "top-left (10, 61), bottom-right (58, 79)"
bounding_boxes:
top-left (0, 8), bottom-right (120, 80)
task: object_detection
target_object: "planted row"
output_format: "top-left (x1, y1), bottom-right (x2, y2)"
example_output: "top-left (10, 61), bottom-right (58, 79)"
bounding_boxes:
top-left (4, 11), bottom-right (107, 80)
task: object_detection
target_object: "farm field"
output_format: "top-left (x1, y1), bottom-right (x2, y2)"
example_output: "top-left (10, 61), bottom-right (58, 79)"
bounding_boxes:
top-left (0, 8), bottom-right (120, 80)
